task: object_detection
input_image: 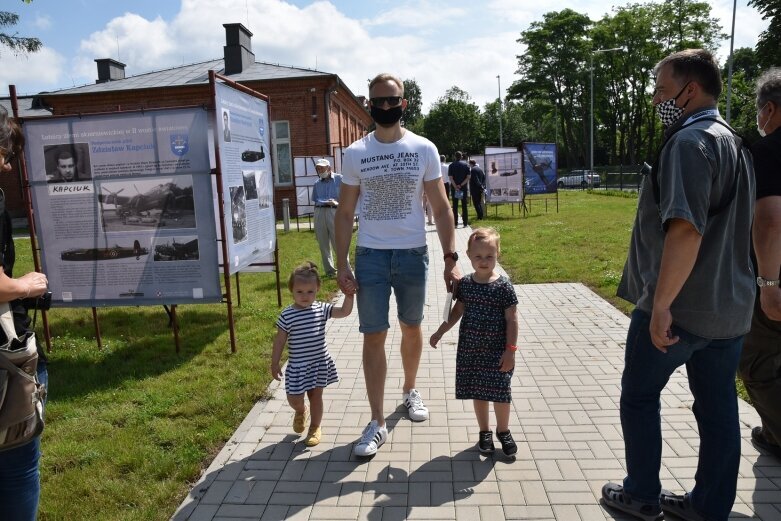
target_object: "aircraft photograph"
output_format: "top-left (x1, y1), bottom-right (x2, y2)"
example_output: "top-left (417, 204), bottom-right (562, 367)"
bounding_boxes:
top-left (98, 176), bottom-right (197, 232)
top-left (60, 239), bottom-right (149, 261)
top-left (522, 144), bottom-right (557, 194)
top-left (153, 236), bottom-right (199, 261)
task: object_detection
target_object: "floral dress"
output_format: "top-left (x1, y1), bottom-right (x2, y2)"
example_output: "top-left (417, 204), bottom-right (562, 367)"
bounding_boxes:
top-left (454, 274), bottom-right (518, 403)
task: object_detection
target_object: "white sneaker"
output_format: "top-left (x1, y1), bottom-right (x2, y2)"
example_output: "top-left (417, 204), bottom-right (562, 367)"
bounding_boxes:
top-left (403, 389), bottom-right (429, 422)
top-left (353, 420), bottom-right (388, 457)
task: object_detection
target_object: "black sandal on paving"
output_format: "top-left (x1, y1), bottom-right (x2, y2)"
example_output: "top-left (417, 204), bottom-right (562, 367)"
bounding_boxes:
top-left (601, 483), bottom-right (663, 521)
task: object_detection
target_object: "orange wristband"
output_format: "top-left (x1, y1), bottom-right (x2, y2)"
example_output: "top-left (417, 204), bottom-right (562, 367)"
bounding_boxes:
top-left (505, 344), bottom-right (518, 351)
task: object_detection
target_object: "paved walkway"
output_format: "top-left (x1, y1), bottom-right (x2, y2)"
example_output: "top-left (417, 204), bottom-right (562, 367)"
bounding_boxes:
top-left (173, 225), bottom-right (781, 521)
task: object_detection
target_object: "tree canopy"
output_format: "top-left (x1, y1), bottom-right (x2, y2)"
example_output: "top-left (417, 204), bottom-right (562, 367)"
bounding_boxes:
top-left (0, 2), bottom-right (41, 56)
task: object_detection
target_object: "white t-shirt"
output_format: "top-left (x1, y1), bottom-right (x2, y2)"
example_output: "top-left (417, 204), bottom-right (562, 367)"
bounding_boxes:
top-left (342, 130), bottom-right (441, 249)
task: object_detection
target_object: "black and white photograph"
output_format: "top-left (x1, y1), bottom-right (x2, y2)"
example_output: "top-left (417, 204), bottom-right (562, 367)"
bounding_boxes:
top-left (44, 143), bottom-right (92, 183)
top-left (230, 185), bottom-right (247, 243)
top-left (222, 109), bottom-right (231, 142)
top-left (242, 170), bottom-right (258, 200)
top-left (153, 236), bottom-right (199, 261)
top-left (257, 171), bottom-right (272, 209)
top-left (97, 176), bottom-right (196, 232)
top-left (60, 239), bottom-right (149, 261)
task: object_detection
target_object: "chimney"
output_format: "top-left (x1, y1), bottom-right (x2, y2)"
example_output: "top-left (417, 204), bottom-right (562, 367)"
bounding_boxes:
top-left (223, 23), bottom-right (255, 75)
top-left (95, 58), bottom-right (126, 83)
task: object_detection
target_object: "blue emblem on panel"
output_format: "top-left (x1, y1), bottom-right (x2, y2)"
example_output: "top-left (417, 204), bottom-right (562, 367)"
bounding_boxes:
top-left (170, 134), bottom-right (189, 156)
top-left (258, 116), bottom-right (265, 138)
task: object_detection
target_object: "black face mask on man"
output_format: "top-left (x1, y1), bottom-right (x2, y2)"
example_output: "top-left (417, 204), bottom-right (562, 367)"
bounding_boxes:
top-left (370, 105), bottom-right (403, 127)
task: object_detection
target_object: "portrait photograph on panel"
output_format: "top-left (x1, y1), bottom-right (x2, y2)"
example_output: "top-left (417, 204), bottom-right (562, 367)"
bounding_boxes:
top-left (44, 143), bottom-right (92, 183)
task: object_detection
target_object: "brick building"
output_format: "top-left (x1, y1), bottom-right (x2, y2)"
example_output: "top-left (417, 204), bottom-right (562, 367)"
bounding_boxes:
top-left (2, 23), bottom-right (372, 218)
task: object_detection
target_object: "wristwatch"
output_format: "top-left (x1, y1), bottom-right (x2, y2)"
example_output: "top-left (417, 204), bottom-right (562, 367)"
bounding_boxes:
top-left (757, 276), bottom-right (780, 287)
top-left (443, 252), bottom-right (459, 262)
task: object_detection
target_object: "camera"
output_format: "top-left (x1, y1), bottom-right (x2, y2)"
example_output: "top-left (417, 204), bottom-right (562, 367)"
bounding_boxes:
top-left (21, 291), bottom-right (52, 311)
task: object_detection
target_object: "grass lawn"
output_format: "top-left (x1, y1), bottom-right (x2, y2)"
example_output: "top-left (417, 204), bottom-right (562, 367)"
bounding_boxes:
top-left (481, 190), bottom-right (637, 315)
top-left (12, 228), bottom-right (333, 520)
top-left (10, 190), bottom-right (748, 519)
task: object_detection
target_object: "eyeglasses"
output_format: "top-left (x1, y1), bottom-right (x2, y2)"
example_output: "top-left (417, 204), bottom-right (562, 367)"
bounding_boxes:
top-left (1, 150), bottom-right (15, 166)
top-left (370, 96), bottom-right (403, 107)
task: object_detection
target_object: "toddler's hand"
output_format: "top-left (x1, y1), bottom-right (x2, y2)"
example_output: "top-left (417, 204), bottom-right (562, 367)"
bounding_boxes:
top-left (270, 363), bottom-right (283, 381)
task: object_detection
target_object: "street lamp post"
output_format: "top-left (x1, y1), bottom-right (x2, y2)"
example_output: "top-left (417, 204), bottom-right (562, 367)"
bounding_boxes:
top-left (497, 75), bottom-right (503, 148)
top-left (590, 47), bottom-right (623, 181)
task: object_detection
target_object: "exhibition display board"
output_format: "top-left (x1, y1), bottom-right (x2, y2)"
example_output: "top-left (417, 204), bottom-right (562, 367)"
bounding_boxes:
top-left (214, 81), bottom-right (275, 274)
top-left (485, 151), bottom-right (523, 203)
top-left (23, 107), bottom-right (221, 307)
top-left (522, 142), bottom-right (558, 195)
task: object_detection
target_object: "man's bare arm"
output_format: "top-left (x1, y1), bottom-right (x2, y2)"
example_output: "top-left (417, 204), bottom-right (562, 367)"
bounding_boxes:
top-left (754, 196), bottom-right (781, 320)
top-left (424, 178), bottom-right (461, 290)
top-left (334, 184), bottom-right (360, 294)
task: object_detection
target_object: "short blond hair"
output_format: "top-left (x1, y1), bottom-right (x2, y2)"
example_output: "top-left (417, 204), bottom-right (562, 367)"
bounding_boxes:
top-left (288, 261), bottom-right (320, 291)
top-left (368, 73), bottom-right (404, 96)
top-left (467, 227), bottom-right (501, 254)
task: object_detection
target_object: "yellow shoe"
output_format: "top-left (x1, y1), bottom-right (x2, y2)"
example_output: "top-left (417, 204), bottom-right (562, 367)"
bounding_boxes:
top-left (305, 426), bottom-right (321, 447)
top-left (293, 407), bottom-right (308, 434)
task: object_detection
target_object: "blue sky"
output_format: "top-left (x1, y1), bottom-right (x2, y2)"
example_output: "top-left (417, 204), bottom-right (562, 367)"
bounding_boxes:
top-left (1, 0), bottom-right (768, 111)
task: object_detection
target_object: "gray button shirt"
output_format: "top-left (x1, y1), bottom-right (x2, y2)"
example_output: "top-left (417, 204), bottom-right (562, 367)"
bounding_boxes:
top-left (617, 111), bottom-right (756, 339)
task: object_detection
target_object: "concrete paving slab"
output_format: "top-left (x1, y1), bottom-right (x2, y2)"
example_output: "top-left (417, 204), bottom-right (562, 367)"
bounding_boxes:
top-left (172, 224), bottom-right (780, 520)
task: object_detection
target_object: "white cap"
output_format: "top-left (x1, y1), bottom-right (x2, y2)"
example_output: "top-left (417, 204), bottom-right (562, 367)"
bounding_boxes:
top-left (315, 158), bottom-right (330, 167)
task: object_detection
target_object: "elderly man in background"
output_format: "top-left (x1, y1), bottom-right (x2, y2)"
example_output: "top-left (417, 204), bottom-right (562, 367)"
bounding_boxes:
top-left (739, 67), bottom-right (781, 462)
top-left (311, 158), bottom-right (341, 277)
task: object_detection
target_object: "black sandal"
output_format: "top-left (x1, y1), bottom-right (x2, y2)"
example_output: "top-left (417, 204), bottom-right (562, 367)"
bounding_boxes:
top-left (601, 483), bottom-right (663, 521)
top-left (659, 491), bottom-right (707, 521)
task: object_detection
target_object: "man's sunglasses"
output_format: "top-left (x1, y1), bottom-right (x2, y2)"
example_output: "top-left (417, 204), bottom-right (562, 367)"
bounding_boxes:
top-left (370, 96), bottom-right (403, 107)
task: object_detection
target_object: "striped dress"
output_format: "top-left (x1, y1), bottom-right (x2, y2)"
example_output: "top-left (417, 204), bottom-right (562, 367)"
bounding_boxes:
top-left (276, 301), bottom-right (339, 395)
top-left (454, 274), bottom-right (518, 403)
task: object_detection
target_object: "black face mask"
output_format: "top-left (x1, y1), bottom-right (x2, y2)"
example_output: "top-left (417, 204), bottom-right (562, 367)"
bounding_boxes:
top-left (370, 105), bottom-right (403, 127)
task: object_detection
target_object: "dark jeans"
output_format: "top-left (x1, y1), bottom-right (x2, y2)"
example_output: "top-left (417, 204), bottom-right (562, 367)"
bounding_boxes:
top-left (452, 189), bottom-right (468, 227)
top-left (0, 358), bottom-right (47, 521)
top-left (621, 309), bottom-right (742, 521)
top-left (470, 186), bottom-right (484, 219)
top-left (739, 294), bottom-right (781, 446)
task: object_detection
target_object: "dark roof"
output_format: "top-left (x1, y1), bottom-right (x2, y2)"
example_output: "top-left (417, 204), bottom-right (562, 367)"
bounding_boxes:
top-left (0, 96), bottom-right (52, 118)
top-left (49, 59), bottom-right (333, 95)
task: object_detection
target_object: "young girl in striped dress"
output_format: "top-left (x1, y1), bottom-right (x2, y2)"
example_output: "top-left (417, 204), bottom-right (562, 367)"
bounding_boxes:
top-left (271, 262), bottom-right (353, 446)
top-left (430, 227), bottom-right (519, 457)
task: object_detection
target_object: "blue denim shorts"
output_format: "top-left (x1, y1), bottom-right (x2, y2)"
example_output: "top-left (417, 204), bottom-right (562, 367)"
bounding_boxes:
top-left (355, 246), bottom-right (428, 333)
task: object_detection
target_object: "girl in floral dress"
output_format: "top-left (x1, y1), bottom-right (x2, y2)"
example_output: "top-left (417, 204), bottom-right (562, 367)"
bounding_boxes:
top-left (430, 227), bottom-right (519, 456)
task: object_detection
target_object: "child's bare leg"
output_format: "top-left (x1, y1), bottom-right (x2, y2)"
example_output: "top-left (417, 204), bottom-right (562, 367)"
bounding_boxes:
top-left (494, 402), bottom-right (511, 433)
top-left (307, 387), bottom-right (324, 428)
top-left (288, 393), bottom-right (306, 413)
top-left (473, 400), bottom-right (490, 431)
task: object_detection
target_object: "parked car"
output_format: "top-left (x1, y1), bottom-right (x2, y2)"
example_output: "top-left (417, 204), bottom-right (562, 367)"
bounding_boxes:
top-left (557, 170), bottom-right (601, 188)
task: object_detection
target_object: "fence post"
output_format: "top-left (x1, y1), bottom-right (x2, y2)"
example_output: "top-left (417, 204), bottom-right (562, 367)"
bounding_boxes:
top-left (282, 198), bottom-right (290, 232)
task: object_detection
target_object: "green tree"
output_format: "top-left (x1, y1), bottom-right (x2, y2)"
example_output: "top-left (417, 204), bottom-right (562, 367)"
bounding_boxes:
top-left (0, 1), bottom-right (40, 55)
top-left (481, 99), bottom-right (529, 148)
top-left (402, 78), bottom-right (423, 127)
top-left (422, 86), bottom-right (483, 157)
top-left (651, 0), bottom-right (727, 53)
top-left (748, 0), bottom-right (781, 68)
top-left (509, 9), bottom-right (592, 167)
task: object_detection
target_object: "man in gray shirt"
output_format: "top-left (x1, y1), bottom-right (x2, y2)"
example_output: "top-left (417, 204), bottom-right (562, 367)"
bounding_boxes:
top-left (602, 49), bottom-right (755, 521)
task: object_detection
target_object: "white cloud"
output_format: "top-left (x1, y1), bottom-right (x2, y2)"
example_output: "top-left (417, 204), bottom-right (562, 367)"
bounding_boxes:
top-left (0, 47), bottom-right (66, 96)
top-left (75, 14), bottom-right (175, 81)
top-left (29, 0), bottom-right (768, 114)
top-left (32, 14), bottom-right (53, 31)
top-left (362, 1), bottom-right (467, 29)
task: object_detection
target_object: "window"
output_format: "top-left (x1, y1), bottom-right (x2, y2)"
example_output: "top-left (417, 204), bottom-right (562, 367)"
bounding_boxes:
top-left (272, 121), bottom-right (292, 185)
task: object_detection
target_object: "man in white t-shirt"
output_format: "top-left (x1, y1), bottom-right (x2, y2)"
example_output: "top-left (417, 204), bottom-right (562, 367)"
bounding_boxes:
top-left (335, 73), bottom-right (460, 457)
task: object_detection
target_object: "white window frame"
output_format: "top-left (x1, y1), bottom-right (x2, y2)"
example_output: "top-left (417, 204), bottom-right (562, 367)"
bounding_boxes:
top-left (272, 120), bottom-right (293, 186)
